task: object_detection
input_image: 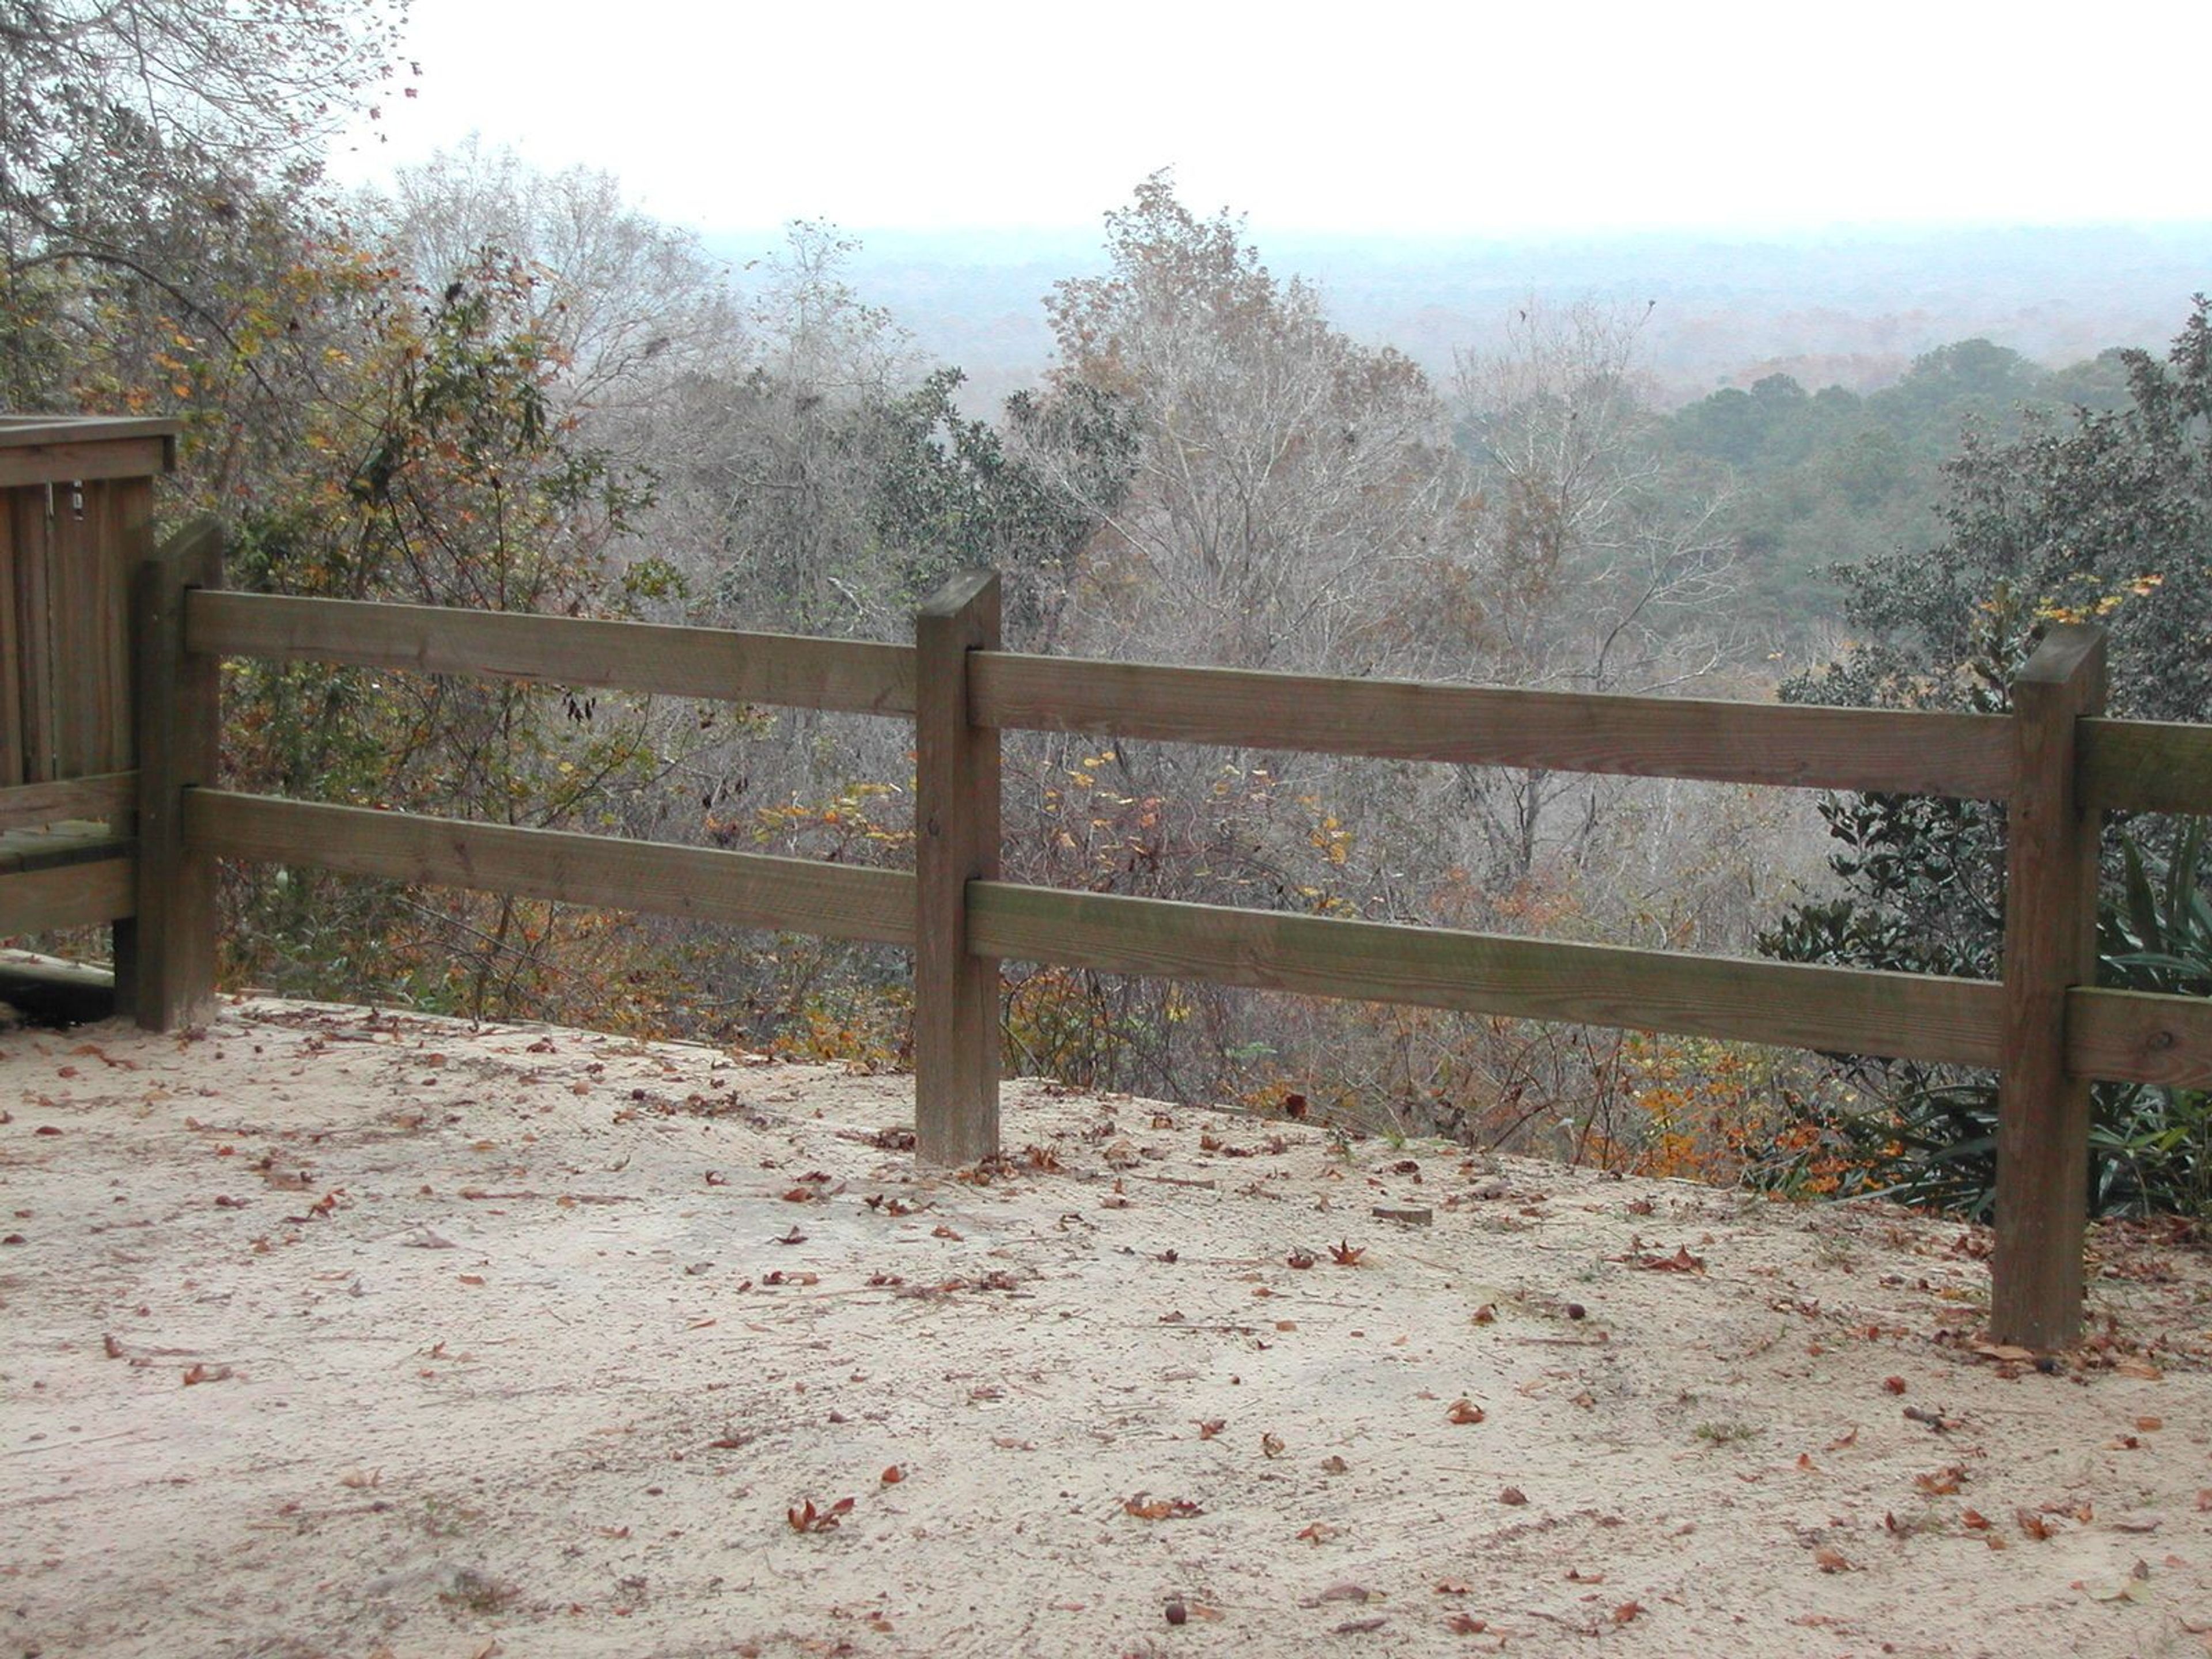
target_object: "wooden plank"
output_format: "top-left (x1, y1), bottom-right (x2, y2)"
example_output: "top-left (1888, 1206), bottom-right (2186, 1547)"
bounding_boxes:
top-left (2067, 987), bottom-right (2212, 1090)
top-left (130, 521), bottom-right (224, 1029)
top-left (186, 591), bottom-right (917, 716)
top-left (0, 772), bottom-right (136, 832)
top-left (185, 790), bottom-right (916, 946)
top-left (2079, 718), bottom-right (2212, 815)
top-left (48, 475), bottom-right (148, 776)
top-left (0, 437), bottom-right (174, 490)
top-left (14, 485), bottom-right (53, 781)
top-left (0, 858), bottom-right (135, 933)
top-left (967, 882), bottom-right (2007, 1067)
top-left (914, 571), bottom-right (1002, 1165)
top-left (0, 824), bottom-right (131, 873)
top-left (0, 492), bottom-right (21, 785)
top-left (971, 653), bottom-right (2017, 800)
top-left (1991, 624), bottom-right (2106, 1351)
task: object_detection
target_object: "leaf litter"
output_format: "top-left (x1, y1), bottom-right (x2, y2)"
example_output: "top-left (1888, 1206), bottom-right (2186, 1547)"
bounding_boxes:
top-left (5, 996), bottom-right (2211, 1657)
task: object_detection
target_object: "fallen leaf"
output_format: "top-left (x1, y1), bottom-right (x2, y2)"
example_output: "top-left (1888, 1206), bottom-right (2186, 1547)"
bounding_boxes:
top-left (1329, 1239), bottom-right (1366, 1266)
top-left (1620, 1244), bottom-right (1705, 1272)
top-left (1914, 1465), bottom-right (1964, 1496)
top-left (786, 1497), bottom-right (855, 1533)
top-left (880, 1465), bottom-right (905, 1484)
top-left (1261, 1432), bottom-right (1285, 1459)
top-left (1499, 1486), bottom-right (1528, 1505)
top-left (1612, 1600), bottom-right (1645, 1623)
top-left (1445, 1612), bottom-right (1487, 1634)
top-left (1123, 1493), bottom-right (1203, 1520)
top-left (1813, 1547), bottom-right (1852, 1573)
top-left (1195, 1419), bottom-right (1225, 1440)
top-left (1286, 1248), bottom-right (1316, 1270)
top-left (180, 1362), bottom-right (234, 1385)
top-left (1296, 1521), bottom-right (1339, 1545)
top-left (1446, 1399), bottom-right (1486, 1425)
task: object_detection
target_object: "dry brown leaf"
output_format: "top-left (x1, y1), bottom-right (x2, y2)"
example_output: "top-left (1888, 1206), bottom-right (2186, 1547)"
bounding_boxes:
top-left (1260, 1432), bottom-right (1285, 1459)
top-left (1123, 1494), bottom-right (1202, 1521)
top-left (1446, 1399), bottom-right (1487, 1425)
top-left (1813, 1547), bottom-right (1853, 1574)
top-left (786, 1497), bottom-right (855, 1533)
top-left (880, 1465), bottom-right (905, 1485)
top-left (1445, 1612), bottom-right (1488, 1634)
top-left (1499, 1486), bottom-right (1528, 1505)
top-left (1329, 1239), bottom-right (1366, 1266)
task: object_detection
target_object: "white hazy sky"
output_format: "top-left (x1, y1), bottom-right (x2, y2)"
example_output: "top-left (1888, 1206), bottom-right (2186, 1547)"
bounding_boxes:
top-left (331, 0), bottom-right (2206, 239)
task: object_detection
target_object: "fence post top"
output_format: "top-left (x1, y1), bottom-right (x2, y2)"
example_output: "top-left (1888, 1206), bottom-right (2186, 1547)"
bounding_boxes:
top-left (918, 569), bottom-right (999, 620)
top-left (2016, 623), bottom-right (2107, 688)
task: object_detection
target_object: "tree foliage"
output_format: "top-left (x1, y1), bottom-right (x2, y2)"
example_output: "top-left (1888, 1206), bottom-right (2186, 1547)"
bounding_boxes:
top-left (1763, 298), bottom-right (2212, 1217)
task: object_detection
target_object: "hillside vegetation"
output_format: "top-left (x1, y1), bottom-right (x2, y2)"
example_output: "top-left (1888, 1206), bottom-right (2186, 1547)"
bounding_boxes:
top-left (6, 2), bottom-right (2206, 1215)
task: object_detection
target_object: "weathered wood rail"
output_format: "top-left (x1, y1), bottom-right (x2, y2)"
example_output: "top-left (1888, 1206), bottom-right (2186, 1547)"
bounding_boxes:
top-left (3, 416), bottom-right (2208, 1349)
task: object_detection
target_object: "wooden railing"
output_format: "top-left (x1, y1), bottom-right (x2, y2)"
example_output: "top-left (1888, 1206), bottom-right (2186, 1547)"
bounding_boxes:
top-left (93, 524), bottom-right (2212, 1348)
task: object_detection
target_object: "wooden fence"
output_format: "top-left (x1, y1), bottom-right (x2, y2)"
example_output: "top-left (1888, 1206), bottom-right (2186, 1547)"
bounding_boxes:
top-left (7, 472), bottom-right (2212, 1348)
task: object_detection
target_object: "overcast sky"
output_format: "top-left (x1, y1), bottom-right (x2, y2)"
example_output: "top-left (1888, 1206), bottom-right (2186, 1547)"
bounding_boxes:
top-left (330, 0), bottom-right (2205, 241)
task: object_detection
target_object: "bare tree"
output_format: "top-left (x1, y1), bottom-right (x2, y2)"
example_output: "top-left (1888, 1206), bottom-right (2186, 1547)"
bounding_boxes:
top-left (1448, 300), bottom-right (1742, 885)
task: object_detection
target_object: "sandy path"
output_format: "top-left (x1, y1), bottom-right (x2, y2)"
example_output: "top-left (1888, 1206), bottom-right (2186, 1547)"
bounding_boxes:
top-left (3, 998), bottom-right (2210, 1657)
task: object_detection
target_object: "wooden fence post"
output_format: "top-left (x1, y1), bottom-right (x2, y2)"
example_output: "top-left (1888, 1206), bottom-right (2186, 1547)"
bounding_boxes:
top-left (127, 518), bottom-right (223, 1030)
top-left (914, 570), bottom-right (1002, 1164)
top-left (1991, 623), bottom-right (2106, 1349)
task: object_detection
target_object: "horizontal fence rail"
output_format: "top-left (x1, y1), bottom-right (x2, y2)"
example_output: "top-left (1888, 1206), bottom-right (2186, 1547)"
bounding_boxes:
top-left (186, 790), bottom-right (914, 946)
top-left (2065, 987), bottom-right (2212, 1092)
top-left (2079, 718), bottom-right (2212, 816)
top-left (972, 653), bottom-right (2020, 800)
top-left (0, 771), bottom-right (135, 831)
top-left (186, 591), bottom-right (917, 717)
top-left (967, 881), bottom-right (2009, 1068)
top-left (4, 861), bottom-right (133, 930)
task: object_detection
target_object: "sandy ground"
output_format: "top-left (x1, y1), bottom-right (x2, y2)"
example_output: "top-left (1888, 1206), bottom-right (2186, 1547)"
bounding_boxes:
top-left (4, 999), bottom-right (2212, 1659)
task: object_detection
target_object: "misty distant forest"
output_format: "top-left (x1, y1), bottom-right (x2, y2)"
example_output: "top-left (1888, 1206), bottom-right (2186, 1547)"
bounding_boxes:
top-left (6, 1), bottom-right (2209, 1216)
